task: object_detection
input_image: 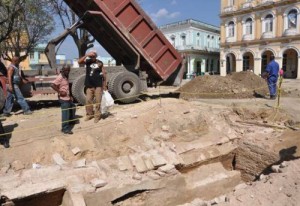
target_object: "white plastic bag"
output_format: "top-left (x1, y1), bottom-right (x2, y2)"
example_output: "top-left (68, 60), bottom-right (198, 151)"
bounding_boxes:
top-left (101, 91), bottom-right (114, 114)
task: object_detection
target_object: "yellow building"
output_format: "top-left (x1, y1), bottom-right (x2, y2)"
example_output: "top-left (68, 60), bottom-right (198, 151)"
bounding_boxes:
top-left (220, 0), bottom-right (300, 79)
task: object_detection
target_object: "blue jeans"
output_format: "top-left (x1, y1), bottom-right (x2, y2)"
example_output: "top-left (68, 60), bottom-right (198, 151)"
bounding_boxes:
top-left (59, 99), bottom-right (76, 132)
top-left (267, 77), bottom-right (278, 96)
top-left (3, 84), bottom-right (30, 114)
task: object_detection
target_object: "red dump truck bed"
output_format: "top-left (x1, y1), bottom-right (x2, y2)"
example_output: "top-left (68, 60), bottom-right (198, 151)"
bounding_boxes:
top-left (63, 0), bottom-right (184, 84)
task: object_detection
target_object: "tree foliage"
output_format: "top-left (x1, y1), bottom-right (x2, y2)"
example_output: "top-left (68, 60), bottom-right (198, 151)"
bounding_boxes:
top-left (0, 0), bottom-right (24, 43)
top-left (0, 0), bottom-right (54, 62)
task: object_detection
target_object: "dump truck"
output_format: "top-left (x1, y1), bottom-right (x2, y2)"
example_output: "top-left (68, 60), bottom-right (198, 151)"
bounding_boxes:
top-left (42, 0), bottom-right (185, 104)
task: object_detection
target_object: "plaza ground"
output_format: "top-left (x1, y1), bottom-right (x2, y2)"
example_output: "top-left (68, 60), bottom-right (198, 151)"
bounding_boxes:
top-left (0, 77), bottom-right (299, 206)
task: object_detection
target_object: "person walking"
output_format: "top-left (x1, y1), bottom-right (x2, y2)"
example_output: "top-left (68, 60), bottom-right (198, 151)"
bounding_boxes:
top-left (77, 51), bottom-right (107, 123)
top-left (263, 55), bottom-right (279, 100)
top-left (51, 65), bottom-right (76, 135)
top-left (2, 56), bottom-right (32, 116)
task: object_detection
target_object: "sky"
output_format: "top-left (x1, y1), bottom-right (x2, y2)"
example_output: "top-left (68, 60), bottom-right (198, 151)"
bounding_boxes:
top-left (56, 0), bottom-right (220, 59)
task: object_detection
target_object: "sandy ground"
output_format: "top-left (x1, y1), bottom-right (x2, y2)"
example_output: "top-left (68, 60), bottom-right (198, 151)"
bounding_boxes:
top-left (0, 78), bottom-right (299, 205)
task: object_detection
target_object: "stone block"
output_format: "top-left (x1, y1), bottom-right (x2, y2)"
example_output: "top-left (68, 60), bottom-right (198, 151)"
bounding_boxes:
top-left (161, 125), bottom-right (169, 132)
top-left (117, 156), bottom-right (133, 171)
top-left (161, 148), bottom-right (183, 166)
top-left (147, 171), bottom-right (161, 180)
top-left (90, 178), bottom-right (107, 188)
top-left (142, 155), bottom-right (155, 171)
top-left (271, 165), bottom-right (282, 173)
top-left (62, 191), bottom-right (86, 206)
top-left (129, 154), bottom-right (148, 173)
top-left (158, 164), bottom-right (175, 173)
top-left (150, 153), bottom-right (167, 167)
top-left (71, 147), bottom-right (81, 155)
top-left (73, 159), bottom-right (86, 169)
top-left (52, 153), bottom-right (67, 166)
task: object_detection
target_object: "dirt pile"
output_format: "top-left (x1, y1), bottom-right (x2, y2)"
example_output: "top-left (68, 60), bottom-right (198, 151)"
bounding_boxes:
top-left (178, 71), bottom-right (269, 99)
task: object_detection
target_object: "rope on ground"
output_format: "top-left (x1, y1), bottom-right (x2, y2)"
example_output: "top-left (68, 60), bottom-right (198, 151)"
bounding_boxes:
top-left (0, 81), bottom-right (281, 138)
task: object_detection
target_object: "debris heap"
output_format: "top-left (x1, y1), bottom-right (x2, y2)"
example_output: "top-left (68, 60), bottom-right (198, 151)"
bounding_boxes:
top-left (178, 71), bottom-right (269, 99)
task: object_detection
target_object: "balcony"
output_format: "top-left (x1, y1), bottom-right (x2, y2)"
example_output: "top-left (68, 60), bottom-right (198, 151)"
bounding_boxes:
top-left (261, 31), bottom-right (274, 39)
top-left (242, 1), bottom-right (256, 9)
top-left (226, 36), bottom-right (235, 43)
top-left (242, 34), bottom-right (254, 41)
top-left (223, 5), bottom-right (237, 13)
top-left (260, 0), bottom-right (274, 5)
top-left (175, 45), bottom-right (220, 52)
top-left (283, 28), bottom-right (298, 37)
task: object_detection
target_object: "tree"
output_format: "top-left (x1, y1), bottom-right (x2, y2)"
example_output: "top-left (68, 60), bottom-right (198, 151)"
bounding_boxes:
top-left (0, 0), bottom-right (25, 43)
top-left (1, 0), bottom-right (54, 62)
top-left (45, 0), bottom-right (95, 60)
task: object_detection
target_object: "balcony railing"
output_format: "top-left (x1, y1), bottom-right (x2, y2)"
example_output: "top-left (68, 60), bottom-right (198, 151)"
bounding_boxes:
top-left (242, 34), bottom-right (254, 41)
top-left (260, 0), bottom-right (274, 5)
top-left (226, 36), bottom-right (236, 43)
top-left (242, 1), bottom-right (256, 9)
top-left (223, 5), bottom-right (237, 13)
top-left (261, 31), bottom-right (274, 39)
top-left (283, 28), bottom-right (298, 37)
top-left (175, 45), bottom-right (220, 52)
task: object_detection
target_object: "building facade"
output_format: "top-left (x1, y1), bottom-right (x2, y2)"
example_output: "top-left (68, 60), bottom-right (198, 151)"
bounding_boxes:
top-left (159, 19), bottom-right (220, 79)
top-left (220, 0), bottom-right (300, 79)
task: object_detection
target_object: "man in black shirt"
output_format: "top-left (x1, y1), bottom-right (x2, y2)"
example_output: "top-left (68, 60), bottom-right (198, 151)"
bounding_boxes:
top-left (78, 51), bottom-right (107, 123)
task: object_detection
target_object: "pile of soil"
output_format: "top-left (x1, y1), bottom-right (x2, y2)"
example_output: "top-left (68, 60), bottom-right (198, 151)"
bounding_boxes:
top-left (178, 71), bottom-right (269, 99)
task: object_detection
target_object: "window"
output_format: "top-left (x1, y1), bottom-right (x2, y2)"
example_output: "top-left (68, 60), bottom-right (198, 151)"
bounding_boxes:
top-left (245, 18), bottom-right (253, 35)
top-left (181, 34), bottom-right (186, 46)
top-left (210, 59), bottom-right (214, 71)
top-left (228, 21), bottom-right (235, 37)
top-left (265, 14), bottom-right (273, 32)
top-left (182, 36), bottom-right (186, 46)
top-left (228, 0), bottom-right (234, 6)
top-left (206, 59), bottom-right (209, 72)
top-left (243, 56), bottom-right (250, 71)
top-left (288, 9), bottom-right (297, 29)
top-left (171, 35), bottom-right (176, 47)
top-left (197, 33), bottom-right (200, 46)
top-left (207, 35), bottom-right (210, 48)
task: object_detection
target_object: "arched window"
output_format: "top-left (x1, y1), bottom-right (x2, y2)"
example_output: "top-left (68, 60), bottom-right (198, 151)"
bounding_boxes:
top-left (228, 21), bottom-right (235, 37)
top-left (265, 14), bottom-right (273, 32)
top-left (170, 35), bottom-right (176, 47)
top-left (181, 33), bottom-right (186, 46)
top-left (245, 18), bottom-right (253, 35)
top-left (197, 32), bottom-right (200, 46)
top-left (288, 9), bottom-right (297, 29)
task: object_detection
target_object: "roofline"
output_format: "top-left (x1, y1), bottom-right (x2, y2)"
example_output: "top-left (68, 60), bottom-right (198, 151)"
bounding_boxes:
top-left (159, 18), bottom-right (220, 31)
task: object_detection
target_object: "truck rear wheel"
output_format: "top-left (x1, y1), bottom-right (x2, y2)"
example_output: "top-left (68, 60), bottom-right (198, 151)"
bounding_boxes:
top-left (71, 74), bottom-right (86, 105)
top-left (108, 72), bottom-right (141, 103)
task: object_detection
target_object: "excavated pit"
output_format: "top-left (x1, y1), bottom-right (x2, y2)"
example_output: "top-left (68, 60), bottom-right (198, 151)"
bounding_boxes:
top-left (9, 188), bottom-right (66, 206)
top-left (6, 141), bottom-right (293, 206)
top-left (1, 96), bottom-right (299, 206)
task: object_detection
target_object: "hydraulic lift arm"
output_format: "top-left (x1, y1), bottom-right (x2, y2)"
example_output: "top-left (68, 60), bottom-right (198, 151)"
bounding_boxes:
top-left (45, 20), bottom-right (83, 69)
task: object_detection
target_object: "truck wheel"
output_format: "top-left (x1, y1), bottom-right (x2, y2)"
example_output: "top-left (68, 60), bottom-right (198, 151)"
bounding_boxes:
top-left (71, 74), bottom-right (86, 105)
top-left (108, 72), bottom-right (141, 103)
top-left (0, 86), bottom-right (5, 110)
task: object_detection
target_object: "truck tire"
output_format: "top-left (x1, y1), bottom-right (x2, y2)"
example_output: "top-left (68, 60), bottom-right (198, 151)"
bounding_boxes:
top-left (71, 74), bottom-right (86, 105)
top-left (0, 87), bottom-right (4, 110)
top-left (108, 72), bottom-right (141, 103)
